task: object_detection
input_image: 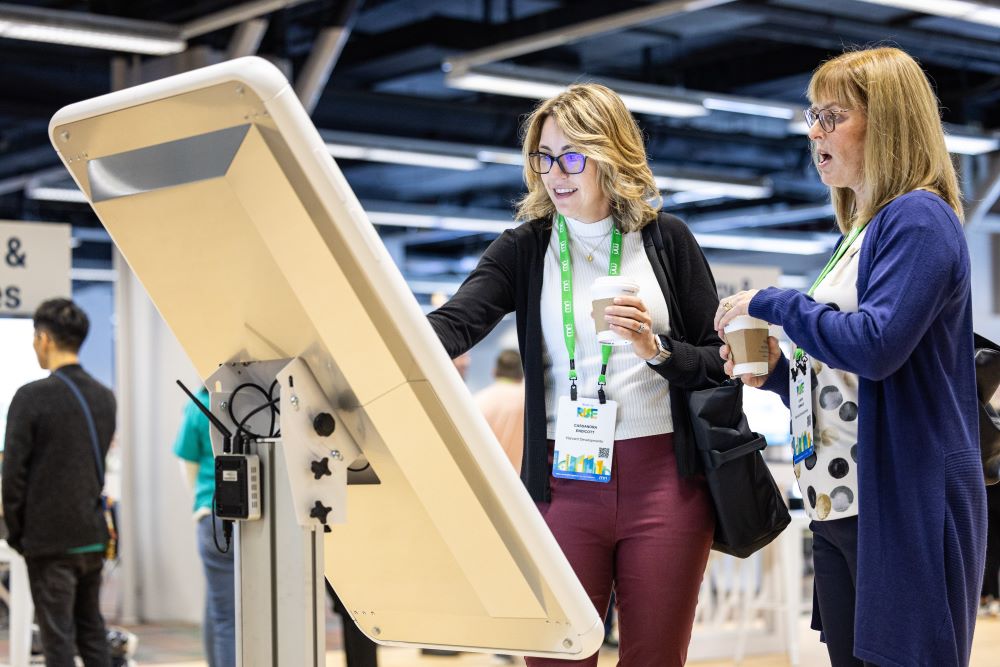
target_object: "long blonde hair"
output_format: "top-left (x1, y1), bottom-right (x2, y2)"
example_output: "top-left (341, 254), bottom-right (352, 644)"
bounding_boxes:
top-left (808, 47), bottom-right (963, 232)
top-left (514, 83), bottom-right (661, 232)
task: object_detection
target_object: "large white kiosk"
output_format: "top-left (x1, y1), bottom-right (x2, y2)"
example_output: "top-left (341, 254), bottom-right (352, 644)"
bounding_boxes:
top-left (49, 57), bottom-right (602, 665)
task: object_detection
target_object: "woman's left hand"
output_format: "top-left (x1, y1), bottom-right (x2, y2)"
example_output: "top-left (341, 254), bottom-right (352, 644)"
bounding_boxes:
top-left (603, 295), bottom-right (658, 360)
top-left (714, 289), bottom-right (760, 336)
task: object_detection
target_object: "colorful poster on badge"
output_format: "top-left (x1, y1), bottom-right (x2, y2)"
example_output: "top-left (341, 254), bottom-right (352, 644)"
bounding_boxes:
top-left (553, 396), bottom-right (617, 483)
top-left (790, 348), bottom-right (814, 463)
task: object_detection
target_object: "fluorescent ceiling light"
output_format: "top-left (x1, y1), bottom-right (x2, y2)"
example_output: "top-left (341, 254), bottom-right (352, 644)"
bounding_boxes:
top-left (665, 191), bottom-right (725, 205)
top-left (788, 120), bottom-right (998, 156)
top-left (694, 232), bottom-right (837, 255)
top-left (448, 66), bottom-right (803, 121)
top-left (449, 71), bottom-right (567, 101)
top-left (326, 143), bottom-right (481, 171)
top-left (617, 93), bottom-right (711, 119)
top-left (448, 70), bottom-right (708, 119)
top-left (861, 0), bottom-right (1000, 27)
top-left (944, 134), bottom-right (999, 155)
top-left (702, 97), bottom-right (796, 120)
top-left (475, 149), bottom-right (524, 166)
top-left (27, 186), bottom-right (88, 203)
top-left (0, 22), bottom-right (184, 54)
top-left (0, 5), bottom-right (185, 55)
top-left (787, 120), bottom-right (810, 136)
top-left (655, 176), bottom-right (772, 199)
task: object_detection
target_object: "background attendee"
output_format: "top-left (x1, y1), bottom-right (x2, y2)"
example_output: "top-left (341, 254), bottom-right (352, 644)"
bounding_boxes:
top-left (173, 387), bottom-right (235, 667)
top-left (716, 47), bottom-right (987, 666)
top-left (2, 298), bottom-right (116, 667)
top-left (429, 83), bottom-right (724, 666)
top-left (474, 348), bottom-right (525, 473)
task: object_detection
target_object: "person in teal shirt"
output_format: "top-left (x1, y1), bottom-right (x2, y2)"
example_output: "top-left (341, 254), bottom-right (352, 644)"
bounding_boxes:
top-left (173, 388), bottom-right (234, 667)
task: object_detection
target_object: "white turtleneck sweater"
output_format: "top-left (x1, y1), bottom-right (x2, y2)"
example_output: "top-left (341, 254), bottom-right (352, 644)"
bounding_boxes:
top-left (541, 214), bottom-right (673, 440)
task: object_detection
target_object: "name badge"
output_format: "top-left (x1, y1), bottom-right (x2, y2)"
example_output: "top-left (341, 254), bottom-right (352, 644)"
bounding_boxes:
top-left (790, 349), bottom-right (814, 464)
top-left (553, 396), bottom-right (617, 483)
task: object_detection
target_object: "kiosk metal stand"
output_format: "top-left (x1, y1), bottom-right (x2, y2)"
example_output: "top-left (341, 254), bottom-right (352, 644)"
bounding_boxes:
top-left (184, 357), bottom-right (362, 667)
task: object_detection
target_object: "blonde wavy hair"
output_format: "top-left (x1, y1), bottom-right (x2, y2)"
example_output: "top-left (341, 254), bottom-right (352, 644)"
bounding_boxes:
top-left (514, 83), bottom-right (661, 232)
top-left (808, 47), bottom-right (963, 233)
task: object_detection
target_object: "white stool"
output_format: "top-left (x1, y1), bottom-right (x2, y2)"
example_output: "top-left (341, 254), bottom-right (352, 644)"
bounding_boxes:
top-left (0, 540), bottom-right (34, 667)
top-left (730, 509), bottom-right (810, 666)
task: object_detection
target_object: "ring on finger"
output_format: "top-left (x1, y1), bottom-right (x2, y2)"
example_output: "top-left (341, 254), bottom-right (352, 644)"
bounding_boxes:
top-left (722, 301), bottom-right (733, 312)
top-left (637, 323), bottom-right (646, 334)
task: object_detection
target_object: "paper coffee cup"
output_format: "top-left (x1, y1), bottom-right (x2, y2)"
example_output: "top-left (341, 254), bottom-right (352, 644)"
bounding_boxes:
top-left (724, 315), bottom-right (770, 376)
top-left (591, 276), bottom-right (640, 346)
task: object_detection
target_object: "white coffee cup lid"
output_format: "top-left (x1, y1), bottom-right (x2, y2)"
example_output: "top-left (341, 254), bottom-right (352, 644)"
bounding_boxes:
top-left (724, 315), bottom-right (769, 334)
top-left (591, 276), bottom-right (639, 298)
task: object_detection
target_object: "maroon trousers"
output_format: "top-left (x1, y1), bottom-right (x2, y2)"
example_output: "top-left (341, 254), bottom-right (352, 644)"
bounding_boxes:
top-left (527, 433), bottom-right (714, 667)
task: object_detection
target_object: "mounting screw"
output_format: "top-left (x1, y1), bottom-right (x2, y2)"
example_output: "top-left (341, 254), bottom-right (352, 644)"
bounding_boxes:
top-left (313, 412), bottom-right (335, 437)
top-left (60, 131), bottom-right (70, 142)
top-left (220, 401), bottom-right (228, 410)
top-left (290, 395), bottom-right (300, 410)
top-left (562, 639), bottom-right (573, 649)
top-left (310, 458), bottom-right (332, 480)
top-left (372, 627), bottom-right (381, 636)
top-left (329, 450), bottom-right (342, 461)
top-left (310, 500), bottom-right (332, 526)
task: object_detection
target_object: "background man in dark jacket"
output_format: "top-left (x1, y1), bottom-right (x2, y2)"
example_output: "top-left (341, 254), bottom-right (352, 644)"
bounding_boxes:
top-left (2, 298), bottom-right (116, 667)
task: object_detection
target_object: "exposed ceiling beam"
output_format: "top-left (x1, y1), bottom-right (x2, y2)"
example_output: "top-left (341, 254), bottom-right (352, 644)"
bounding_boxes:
top-left (295, 0), bottom-right (364, 114)
top-left (226, 18), bottom-right (269, 59)
top-left (737, 4), bottom-right (1000, 76)
top-left (442, 0), bottom-right (738, 73)
top-left (179, 0), bottom-right (312, 40)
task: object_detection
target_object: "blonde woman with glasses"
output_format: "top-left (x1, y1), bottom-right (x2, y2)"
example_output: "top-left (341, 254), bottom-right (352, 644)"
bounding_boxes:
top-left (430, 83), bottom-right (725, 665)
top-left (715, 47), bottom-right (987, 666)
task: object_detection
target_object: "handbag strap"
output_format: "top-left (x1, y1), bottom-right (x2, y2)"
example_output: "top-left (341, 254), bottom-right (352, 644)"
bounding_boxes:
top-left (703, 434), bottom-right (767, 469)
top-left (975, 333), bottom-right (1000, 404)
top-left (52, 370), bottom-right (104, 487)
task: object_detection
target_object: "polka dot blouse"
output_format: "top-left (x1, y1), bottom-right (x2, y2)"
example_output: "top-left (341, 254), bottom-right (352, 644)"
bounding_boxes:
top-left (794, 228), bottom-right (868, 521)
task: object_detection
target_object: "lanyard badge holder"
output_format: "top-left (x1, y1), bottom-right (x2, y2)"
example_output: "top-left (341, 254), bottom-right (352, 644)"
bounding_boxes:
top-left (553, 215), bottom-right (622, 483)
top-left (790, 224), bottom-right (867, 464)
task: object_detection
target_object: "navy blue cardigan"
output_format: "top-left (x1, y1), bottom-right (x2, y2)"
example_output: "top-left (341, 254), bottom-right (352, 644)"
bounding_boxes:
top-left (752, 191), bottom-right (987, 666)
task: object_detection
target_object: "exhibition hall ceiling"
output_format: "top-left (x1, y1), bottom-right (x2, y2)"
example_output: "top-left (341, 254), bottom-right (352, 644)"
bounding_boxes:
top-left (0, 0), bottom-right (997, 287)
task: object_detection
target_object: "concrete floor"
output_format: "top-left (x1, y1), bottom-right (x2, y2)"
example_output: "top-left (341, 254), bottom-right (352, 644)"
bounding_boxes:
top-left (122, 609), bottom-right (1000, 667)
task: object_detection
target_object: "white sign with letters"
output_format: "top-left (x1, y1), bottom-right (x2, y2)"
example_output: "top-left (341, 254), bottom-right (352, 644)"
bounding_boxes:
top-left (0, 221), bottom-right (72, 317)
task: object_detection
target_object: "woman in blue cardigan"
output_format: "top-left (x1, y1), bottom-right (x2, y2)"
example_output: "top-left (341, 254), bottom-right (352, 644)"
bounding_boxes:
top-left (715, 47), bottom-right (987, 666)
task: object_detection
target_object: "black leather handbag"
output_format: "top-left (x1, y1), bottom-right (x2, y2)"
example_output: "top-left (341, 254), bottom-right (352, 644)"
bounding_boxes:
top-left (975, 333), bottom-right (1000, 485)
top-left (649, 219), bottom-right (790, 558)
top-left (687, 379), bottom-right (791, 557)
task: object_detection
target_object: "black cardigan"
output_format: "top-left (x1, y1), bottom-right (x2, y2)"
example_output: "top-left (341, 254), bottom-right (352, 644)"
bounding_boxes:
top-left (429, 212), bottom-right (726, 501)
top-left (2, 364), bottom-right (116, 556)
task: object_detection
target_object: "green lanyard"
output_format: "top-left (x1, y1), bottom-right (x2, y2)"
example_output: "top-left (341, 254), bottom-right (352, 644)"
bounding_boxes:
top-left (556, 214), bottom-right (623, 404)
top-left (807, 223), bottom-right (868, 298)
top-left (795, 223), bottom-right (868, 361)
